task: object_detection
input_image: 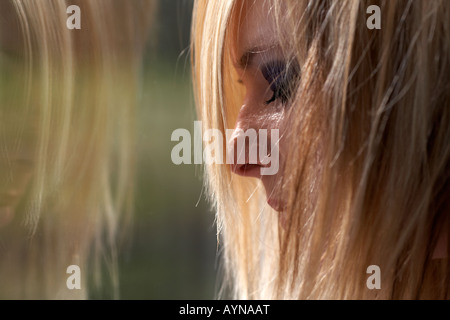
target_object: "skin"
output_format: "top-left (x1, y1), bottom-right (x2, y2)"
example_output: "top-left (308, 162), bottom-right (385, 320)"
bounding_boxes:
top-left (229, 0), bottom-right (289, 212)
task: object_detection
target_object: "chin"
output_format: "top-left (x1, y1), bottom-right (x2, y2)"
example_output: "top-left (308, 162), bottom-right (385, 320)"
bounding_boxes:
top-left (262, 177), bottom-right (286, 212)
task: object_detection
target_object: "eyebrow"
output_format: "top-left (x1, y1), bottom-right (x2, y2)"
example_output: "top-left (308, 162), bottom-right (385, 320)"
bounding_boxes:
top-left (235, 44), bottom-right (279, 70)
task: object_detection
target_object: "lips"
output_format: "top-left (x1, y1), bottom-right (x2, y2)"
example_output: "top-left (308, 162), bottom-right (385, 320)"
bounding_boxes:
top-left (232, 163), bottom-right (264, 178)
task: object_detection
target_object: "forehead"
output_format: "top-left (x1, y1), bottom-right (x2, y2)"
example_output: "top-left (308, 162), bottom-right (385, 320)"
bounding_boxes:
top-left (234, 0), bottom-right (278, 58)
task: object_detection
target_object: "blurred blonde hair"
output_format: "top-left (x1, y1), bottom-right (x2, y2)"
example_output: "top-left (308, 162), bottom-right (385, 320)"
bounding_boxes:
top-left (0, 0), bottom-right (154, 299)
top-left (192, 0), bottom-right (450, 299)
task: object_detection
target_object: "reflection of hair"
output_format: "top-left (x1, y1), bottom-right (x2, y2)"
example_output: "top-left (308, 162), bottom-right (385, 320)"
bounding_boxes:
top-left (0, 0), bottom-right (153, 299)
top-left (192, 0), bottom-right (450, 299)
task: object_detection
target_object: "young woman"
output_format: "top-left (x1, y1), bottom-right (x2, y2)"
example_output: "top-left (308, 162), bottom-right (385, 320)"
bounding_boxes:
top-left (0, 0), bottom-right (153, 299)
top-left (191, 0), bottom-right (450, 299)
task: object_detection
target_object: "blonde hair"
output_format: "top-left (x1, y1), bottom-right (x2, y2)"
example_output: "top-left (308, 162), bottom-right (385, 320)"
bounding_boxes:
top-left (192, 0), bottom-right (450, 299)
top-left (0, 0), bottom-right (153, 299)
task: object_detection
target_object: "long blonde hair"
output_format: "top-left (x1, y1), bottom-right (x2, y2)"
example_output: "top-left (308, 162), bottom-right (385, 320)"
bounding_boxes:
top-left (192, 0), bottom-right (450, 299)
top-left (0, 0), bottom-right (153, 299)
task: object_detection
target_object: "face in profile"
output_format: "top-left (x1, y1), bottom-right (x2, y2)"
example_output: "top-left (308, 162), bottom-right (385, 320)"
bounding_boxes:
top-left (194, 0), bottom-right (450, 300)
top-left (228, 1), bottom-right (298, 212)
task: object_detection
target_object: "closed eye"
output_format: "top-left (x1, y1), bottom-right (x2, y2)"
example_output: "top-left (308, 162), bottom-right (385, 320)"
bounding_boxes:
top-left (260, 60), bottom-right (300, 105)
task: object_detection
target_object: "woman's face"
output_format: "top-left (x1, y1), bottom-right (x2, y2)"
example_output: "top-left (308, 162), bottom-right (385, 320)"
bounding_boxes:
top-left (229, 0), bottom-right (297, 212)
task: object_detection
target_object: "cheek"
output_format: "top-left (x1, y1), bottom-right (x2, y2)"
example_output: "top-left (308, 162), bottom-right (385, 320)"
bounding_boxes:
top-left (240, 93), bottom-right (285, 130)
top-left (242, 72), bottom-right (273, 107)
top-left (239, 73), bottom-right (288, 158)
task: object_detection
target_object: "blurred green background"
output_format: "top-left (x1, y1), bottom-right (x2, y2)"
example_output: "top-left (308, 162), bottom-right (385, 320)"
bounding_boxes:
top-left (113, 0), bottom-right (217, 299)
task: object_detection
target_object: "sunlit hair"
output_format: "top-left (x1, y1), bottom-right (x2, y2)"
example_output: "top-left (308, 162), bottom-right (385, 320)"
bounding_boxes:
top-left (0, 0), bottom-right (153, 299)
top-left (192, 0), bottom-right (450, 299)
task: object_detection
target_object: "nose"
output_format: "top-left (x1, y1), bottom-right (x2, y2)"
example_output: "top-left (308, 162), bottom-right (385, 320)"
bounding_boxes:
top-left (227, 102), bottom-right (271, 178)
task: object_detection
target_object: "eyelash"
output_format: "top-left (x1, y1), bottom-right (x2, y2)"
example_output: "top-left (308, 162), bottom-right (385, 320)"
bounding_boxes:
top-left (261, 60), bottom-right (300, 105)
